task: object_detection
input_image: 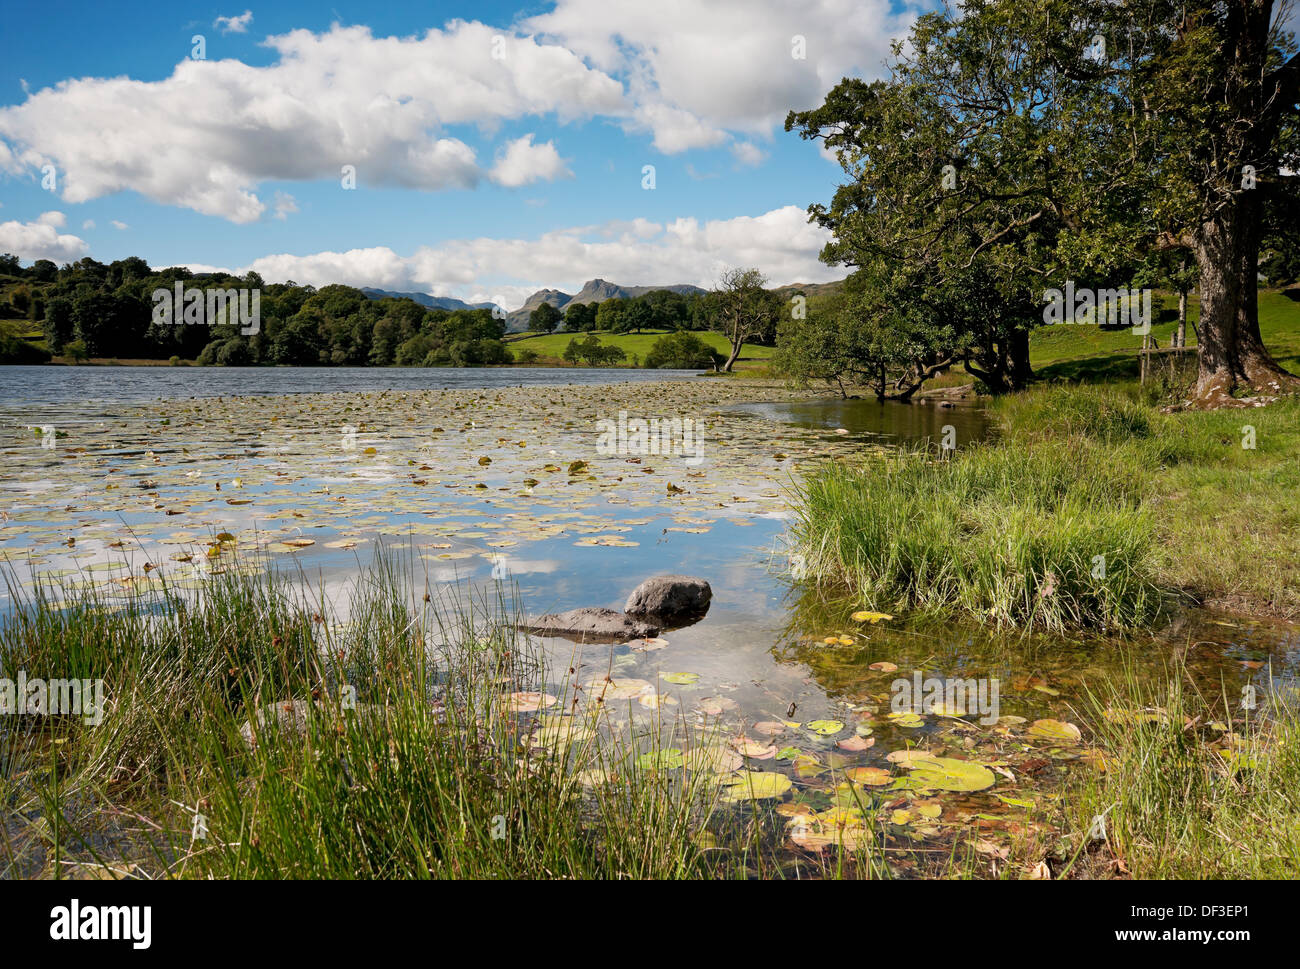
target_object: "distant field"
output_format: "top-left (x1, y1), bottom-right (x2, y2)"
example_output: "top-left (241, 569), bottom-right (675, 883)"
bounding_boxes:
top-left (1031, 288), bottom-right (1300, 382)
top-left (504, 328), bottom-right (777, 367)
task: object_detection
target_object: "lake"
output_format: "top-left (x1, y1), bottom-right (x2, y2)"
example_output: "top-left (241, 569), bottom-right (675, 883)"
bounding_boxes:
top-left (1, 367), bottom-right (1295, 875)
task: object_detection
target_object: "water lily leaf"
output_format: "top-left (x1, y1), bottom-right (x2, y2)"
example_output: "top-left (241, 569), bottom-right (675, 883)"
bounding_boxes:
top-left (722, 771), bottom-right (792, 801)
top-left (1028, 719), bottom-right (1082, 743)
top-left (501, 691), bottom-right (557, 713)
top-left (637, 748), bottom-right (684, 770)
top-left (846, 766), bottom-right (892, 786)
top-left (805, 719), bottom-right (845, 736)
top-left (897, 756), bottom-right (995, 793)
top-left (852, 611), bottom-right (894, 623)
top-left (660, 671), bottom-right (699, 685)
top-left (730, 737), bottom-right (777, 759)
top-left (887, 712), bottom-right (924, 728)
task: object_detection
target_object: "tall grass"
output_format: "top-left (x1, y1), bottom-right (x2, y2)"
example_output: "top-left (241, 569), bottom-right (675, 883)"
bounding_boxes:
top-left (0, 558), bottom-right (732, 879)
top-left (792, 387), bottom-right (1169, 630)
top-left (1067, 663), bottom-right (1300, 879)
top-left (793, 383), bottom-right (1300, 628)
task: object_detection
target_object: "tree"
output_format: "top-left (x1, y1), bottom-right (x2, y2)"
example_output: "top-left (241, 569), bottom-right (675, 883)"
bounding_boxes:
top-left (529, 302), bottom-right (562, 333)
top-left (563, 333), bottom-right (627, 366)
top-left (42, 297), bottom-right (74, 354)
top-left (564, 300), bottom-right (599, 331)
top-left (595, 298), bottom-right (629, 332)
top-left (710, 267), bottom-right (778, 372)
top-left (644, 330), bottom-right (719, 369)
top-left (786, 0), bottom-right (1300, 406)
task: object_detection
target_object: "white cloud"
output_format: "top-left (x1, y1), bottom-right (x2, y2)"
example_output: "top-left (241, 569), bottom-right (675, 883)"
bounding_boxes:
top-left (111, 220), bottom-right (128, 230)
top-left (730, 141), bottom-right (767, 167)
top-left (0, 22), bottom-right (625, 222)
top-left (186, 205), bottom-right (835, 309)
top-left (35, 210), bottom-right (66, 227)
top-left (81, 218), bottom-right (95, 230)
top-left (0, 217), bottom-right (89, 262)
top-left (524, 0), bottom-right (917, 151)
top-left (215, 10), bottom-right (254, 34)
top-left (489, 134), bottom-right (572, 187)
top-left (272, 190), bottom-right (298, 220)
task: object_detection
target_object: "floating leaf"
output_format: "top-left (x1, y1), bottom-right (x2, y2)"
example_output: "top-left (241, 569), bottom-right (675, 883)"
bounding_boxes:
top-left (1028, 719), bottom-right (1082, 743)
top-left (637, 748), bottom-right (684, 770)
top-left (660, 671), bottom-right (699, 685)
top-left (805, 719), bottom-right (845, 736)
top-left (501, 691), bottom-right (557, 713)
top-left (852, 611), bottom-right (894, 623)
top-left (721, 771), bottom-right (792, 801)
top-left (897, 756), bottom-right (995, 792)
top-left (846, 766), bottom-right (892, 786)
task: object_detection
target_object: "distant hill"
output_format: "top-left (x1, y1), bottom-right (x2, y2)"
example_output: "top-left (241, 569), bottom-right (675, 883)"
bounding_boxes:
top-left (503, 279), bottom-right (707, 332)
top-left (360, 288), bottom-right (500, 313)
top-left (361, 278), bottom-right (842, 333)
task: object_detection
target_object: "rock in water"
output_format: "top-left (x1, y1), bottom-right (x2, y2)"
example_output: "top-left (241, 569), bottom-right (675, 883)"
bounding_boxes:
top-left (624, 575), bottom-right (712, 624)
top-left (525, 607), bottom-right (659, 642)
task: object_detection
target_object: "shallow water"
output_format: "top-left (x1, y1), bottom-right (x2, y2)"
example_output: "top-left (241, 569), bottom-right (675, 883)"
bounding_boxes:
top-left (0, 364), bottom-right (706, 407)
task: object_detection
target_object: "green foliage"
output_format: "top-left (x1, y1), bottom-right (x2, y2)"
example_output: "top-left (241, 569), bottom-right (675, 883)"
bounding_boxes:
top-left (562, 333), bottom-right (627, 366)
top-left (643, 330), bottom-right (719, 369)
top-left (528, 301), bottom-right (562, 333)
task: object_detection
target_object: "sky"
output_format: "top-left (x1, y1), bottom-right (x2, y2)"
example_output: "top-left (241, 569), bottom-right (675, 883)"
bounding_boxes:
top-left (0, 0), bottom-right (934, 309)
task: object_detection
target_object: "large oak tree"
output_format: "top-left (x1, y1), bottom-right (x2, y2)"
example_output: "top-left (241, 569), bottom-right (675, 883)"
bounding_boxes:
top-left (788, 0), bottom-right (1300, 407)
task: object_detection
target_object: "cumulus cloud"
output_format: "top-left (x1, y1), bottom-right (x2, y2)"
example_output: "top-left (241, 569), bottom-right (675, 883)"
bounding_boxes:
top-left (524, 0), bottom-right (917, 151)
top-left (111, 220), bottom-right (128, 230)
top-left (489, 134), bottom-right (572, 187)
top-left (215, 10), bottom-right (254, 34)
top-left (185, 205), bottom-right (835, 309)
top-left (35, 210), bottom-right (66, 227)
top-left (0, 216), bottom-right (89, 262)
top-left (0, 23), bottom-right (625, 222)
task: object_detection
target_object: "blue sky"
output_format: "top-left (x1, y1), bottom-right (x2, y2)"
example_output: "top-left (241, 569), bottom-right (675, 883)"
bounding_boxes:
top-left (0, 1), bottom-right (924, 306)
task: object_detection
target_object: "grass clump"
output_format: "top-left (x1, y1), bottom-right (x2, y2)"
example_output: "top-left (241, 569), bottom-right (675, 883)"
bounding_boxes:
top-left (1067, 666), bottom-right (1300, 879)
top-left (793, 389), bottom-right (1167, 630)
top-left (793, 381), bottom-right (1300, 628)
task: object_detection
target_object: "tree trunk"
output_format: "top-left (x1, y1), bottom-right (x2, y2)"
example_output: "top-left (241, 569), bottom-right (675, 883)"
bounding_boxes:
top-left (1190, 201), bottom-right (1300, 407)
top-left (722, 338), bottom-right (742, 373)
top-left (1191, 209), bottom-right (1243, 406)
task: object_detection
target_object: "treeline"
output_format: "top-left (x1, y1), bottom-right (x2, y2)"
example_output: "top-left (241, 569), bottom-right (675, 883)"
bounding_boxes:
top-left (529, 287), bottom-right (781, 341)
top-left (0, 254), bottom-right (509, 366)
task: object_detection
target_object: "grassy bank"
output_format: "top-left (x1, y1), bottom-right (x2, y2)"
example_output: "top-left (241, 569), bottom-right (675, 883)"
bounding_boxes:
top-left (1067, 664), bottom-right (1300, 879)
top-left (792, 384), bottom-right (1300, 628)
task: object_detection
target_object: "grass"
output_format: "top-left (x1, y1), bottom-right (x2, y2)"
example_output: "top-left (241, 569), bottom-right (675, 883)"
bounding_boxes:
top-left (0, 558), bottom-right (730, 879)
top-left (792, 383), bottom-right (1300, 628)
top-left (1031, 287), bottom-right (1300, 383)
top-left (1065, 662), bottom-right (1300, 879)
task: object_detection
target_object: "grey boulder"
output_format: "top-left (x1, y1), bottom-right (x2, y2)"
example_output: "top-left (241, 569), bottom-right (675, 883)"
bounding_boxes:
top-left (525, 607), bottom-right (659, 643)
top-left (624, 575), bottom-right (712, 624)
